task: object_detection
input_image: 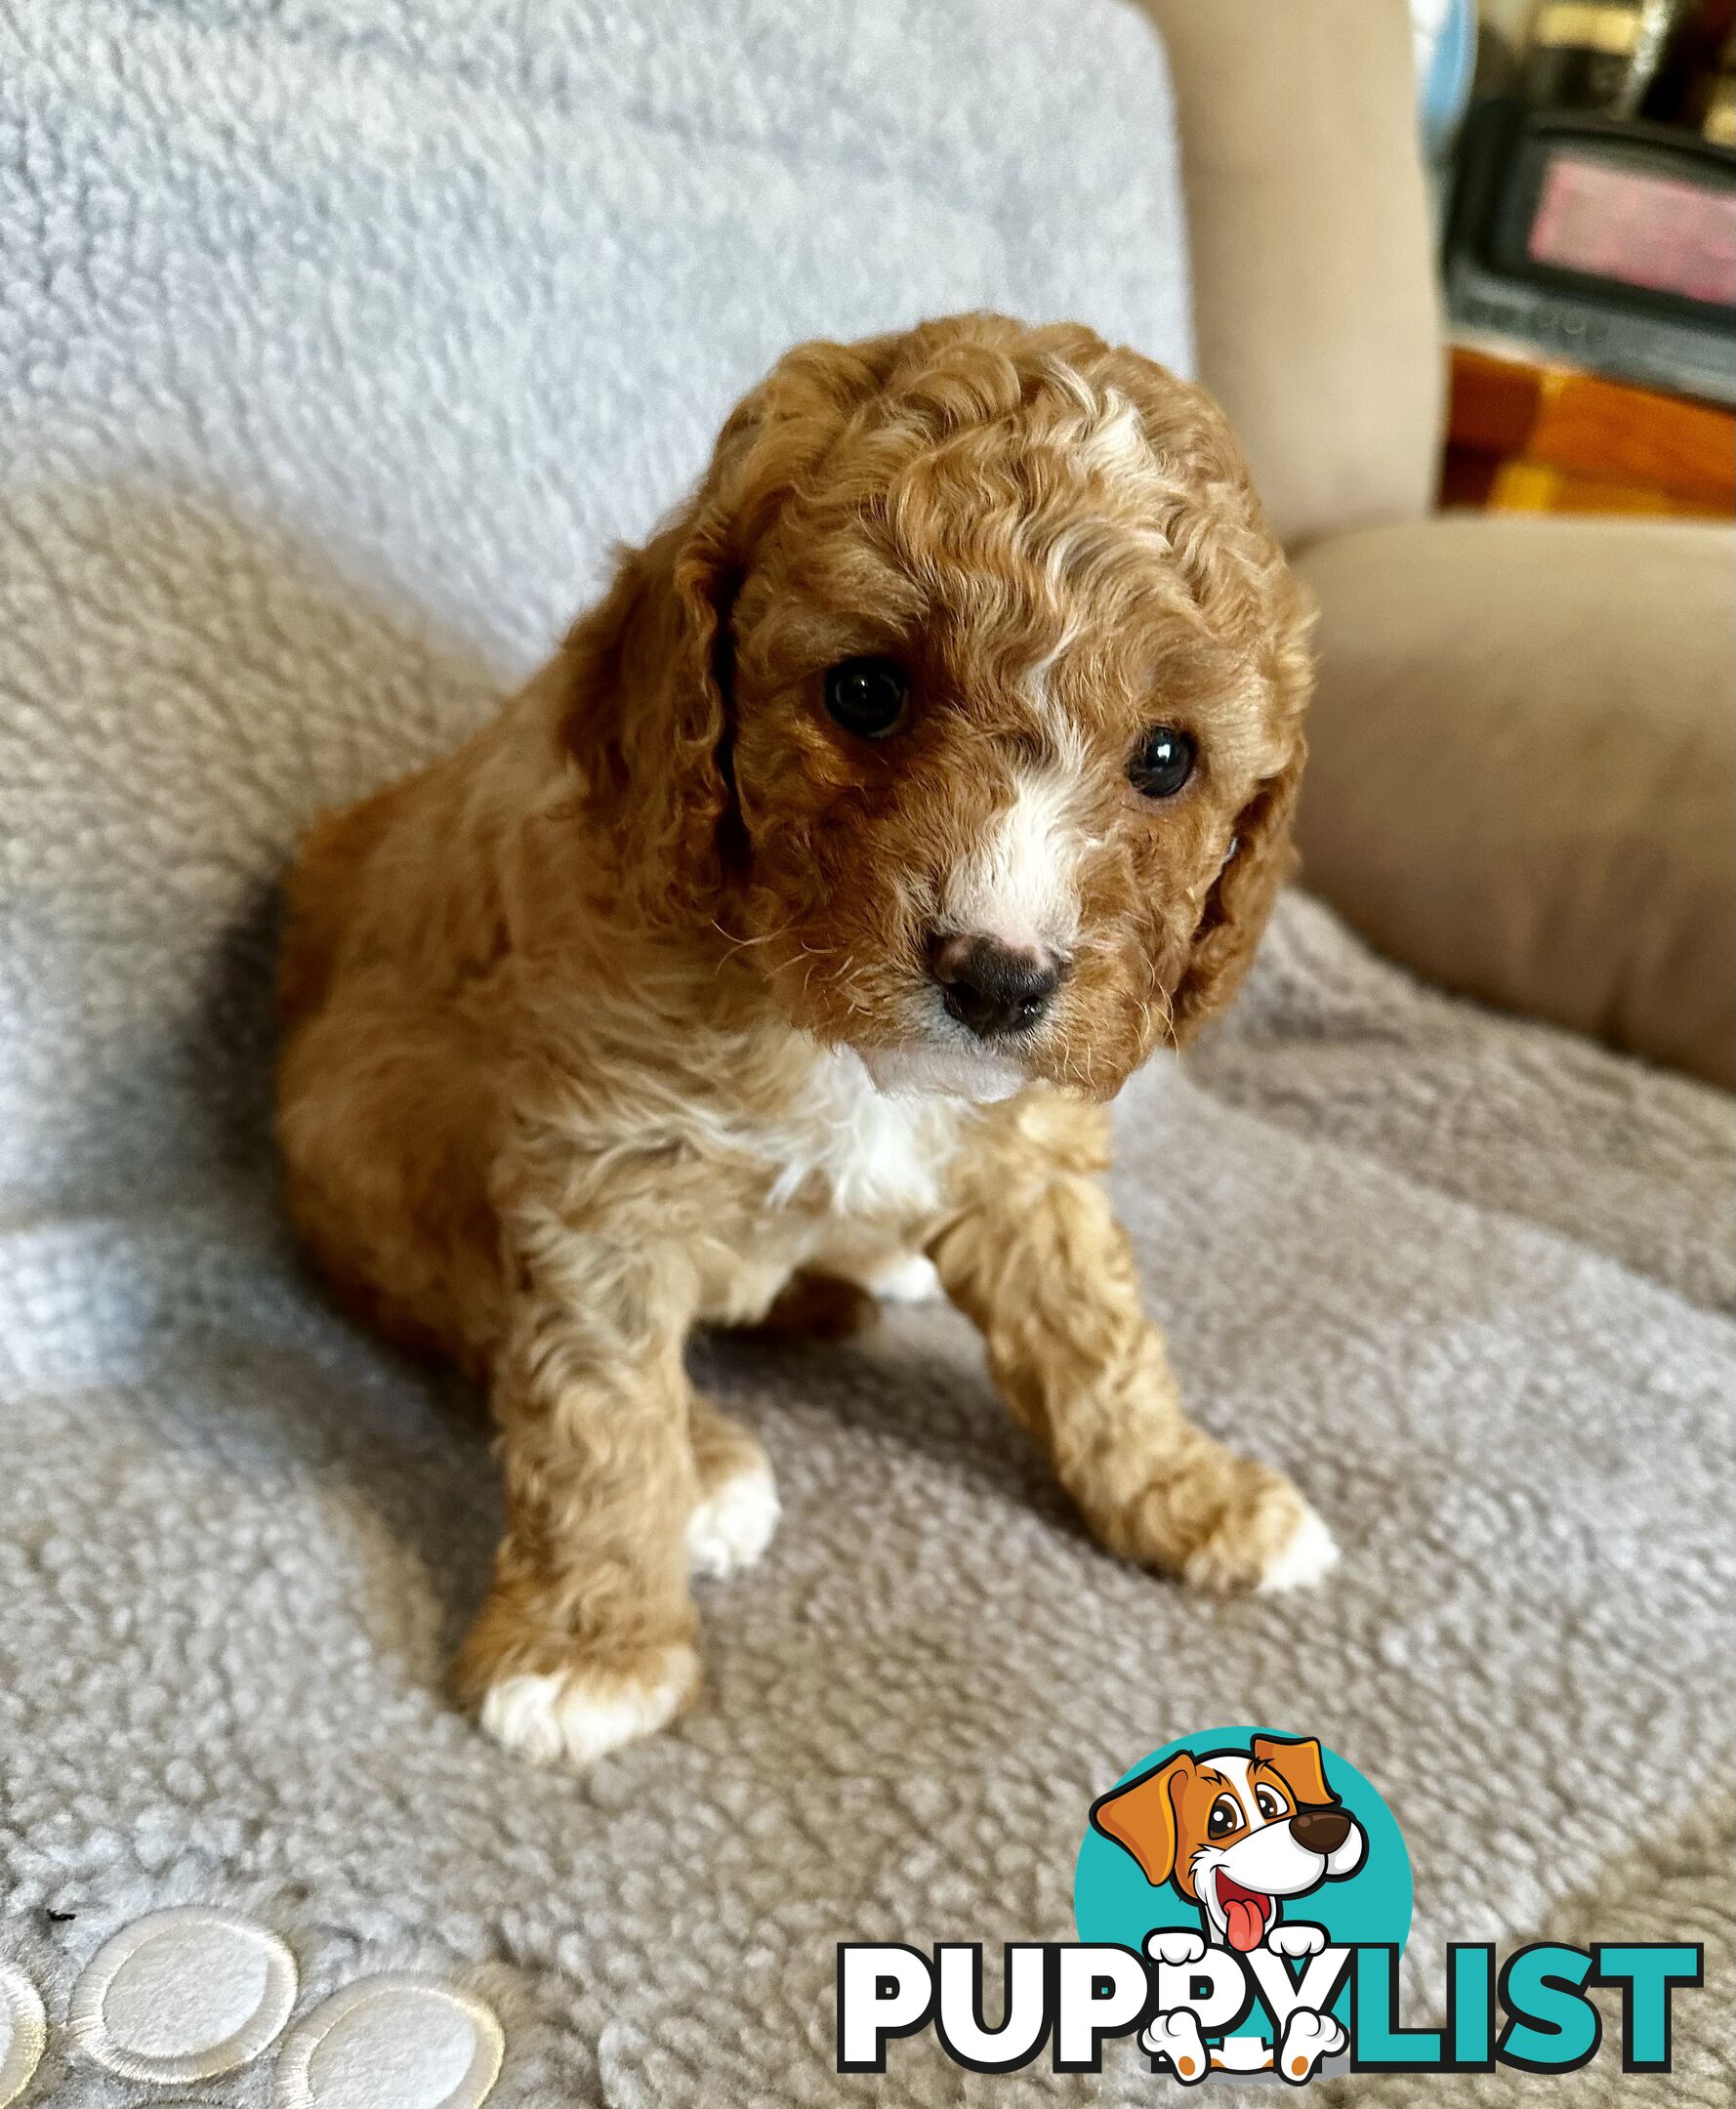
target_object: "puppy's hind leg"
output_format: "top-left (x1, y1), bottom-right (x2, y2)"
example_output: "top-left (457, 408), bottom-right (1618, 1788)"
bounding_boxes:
top-left (454, 1229), bottom-right (705, 1770)
top-left (752, 1268), bottom-right (879, 1341)
top-left (686, 1394), bottom-right (780, 1581)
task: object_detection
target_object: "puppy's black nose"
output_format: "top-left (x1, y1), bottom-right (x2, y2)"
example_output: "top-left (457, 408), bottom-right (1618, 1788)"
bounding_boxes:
top-left (929, 932), bottom-right (1064, 1040)
top-left (1290, 1808), bottom-right (1351, 1855)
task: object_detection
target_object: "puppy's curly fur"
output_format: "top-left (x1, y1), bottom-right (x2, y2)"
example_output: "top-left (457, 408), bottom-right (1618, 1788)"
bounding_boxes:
top-left (276, 313), bottom-right (1328, 1771)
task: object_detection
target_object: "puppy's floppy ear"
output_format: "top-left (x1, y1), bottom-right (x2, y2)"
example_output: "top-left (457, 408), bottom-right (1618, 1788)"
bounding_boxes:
top-left (1169, 562), bottom-right (1315, 1045)
top-left (560, 512), bottom-right (736, 921)
top-left (560, 436), bottom-right (754, 924)
top-left (1168, 734), bottom-right (1305, 1043)
top-left (1090, 1754), bottom-right (1192, 1890)
top-left (563, 336), bottom-right (904, 922)
top-left (1251, 1734), bottom-right (1336, 1809)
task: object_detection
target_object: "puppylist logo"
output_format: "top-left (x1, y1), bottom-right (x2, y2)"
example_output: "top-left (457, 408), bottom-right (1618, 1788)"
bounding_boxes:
top-left (837, 1727), bottom-right (1702, 2083)
top-left (1082, 1729), bottom-right (1386, 2081)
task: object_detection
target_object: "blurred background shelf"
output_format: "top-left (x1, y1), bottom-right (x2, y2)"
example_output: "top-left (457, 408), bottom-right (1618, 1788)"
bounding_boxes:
top-left (1442, 340), bottom-right (1736, 511)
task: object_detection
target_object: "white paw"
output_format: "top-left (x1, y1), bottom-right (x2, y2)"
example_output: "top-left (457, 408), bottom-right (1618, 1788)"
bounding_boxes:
top-left (1265, 1922), bottom-right (1327, 1959)
top-left (1277, 2007), bottom-right (1345, 2084)
top-left (1140, 2009), bottom-right (1210, 2084)
top-left (863, 1253), bottom-right (943, 1303)
top-left (477, 1647), bottom-right (698, 1769)
top-left (686, 1463), bottom-right (780, 1579)
top-left (1144, 1928), bottom-right (1207, 1968)
top-left (1256, 1505), bottom-right (1340, 1593)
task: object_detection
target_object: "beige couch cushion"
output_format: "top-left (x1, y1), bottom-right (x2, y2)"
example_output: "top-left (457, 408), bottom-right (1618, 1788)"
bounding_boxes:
top-left (1295, 514), bottom-right (1736, 1089)
top-left (1133, 0), bottom-right (1445, 546)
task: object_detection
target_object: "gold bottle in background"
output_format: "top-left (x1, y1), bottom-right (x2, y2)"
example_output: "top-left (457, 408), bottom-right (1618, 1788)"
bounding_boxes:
top-left (1525, 0), bottom-right (1686, 113)
top-left (1699, 29), bottom-right (1735, 140)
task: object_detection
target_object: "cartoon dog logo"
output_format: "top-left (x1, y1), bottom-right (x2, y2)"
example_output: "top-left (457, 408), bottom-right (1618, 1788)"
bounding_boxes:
top-left (1090, 1733), bottom-right (1366, 2082)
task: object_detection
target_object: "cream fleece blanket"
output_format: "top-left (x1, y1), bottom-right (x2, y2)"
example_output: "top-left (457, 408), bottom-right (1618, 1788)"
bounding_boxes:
top-left (2, 2), bottom-right (1730, 2102)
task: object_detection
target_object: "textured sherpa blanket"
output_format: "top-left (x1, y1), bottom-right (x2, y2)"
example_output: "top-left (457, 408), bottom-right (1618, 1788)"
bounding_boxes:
top-left (2, 2), bottom-right (1732, 2105)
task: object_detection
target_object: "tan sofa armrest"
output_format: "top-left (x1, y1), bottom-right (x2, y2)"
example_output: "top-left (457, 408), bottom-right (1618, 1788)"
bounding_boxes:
top-left (1293, 514), bottom-right (1736, 1089)
top-left (1131, 0), bottom-right (1445, 547)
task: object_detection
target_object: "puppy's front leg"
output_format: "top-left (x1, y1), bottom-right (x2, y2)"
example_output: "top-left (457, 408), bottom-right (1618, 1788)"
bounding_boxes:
top-left (929, 1096), bottom-right (1335, 1592)
top-left (453, 1232), bottom-right (705, 1769)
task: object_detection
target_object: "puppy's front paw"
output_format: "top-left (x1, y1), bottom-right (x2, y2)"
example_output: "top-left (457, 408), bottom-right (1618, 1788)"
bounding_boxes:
top-left (687, 1460), bottom-right (780, 1580)
top-left (473, 1641), bottom-right (700, 1770)
top-left (1093, 1428), bottom-right (1337, 1596)
top-left (1265, 1923), bottom-right (1327, 1960)
top-left (1277, 2007), bottom-right (1346, 2084)
top-left (1180, 1463), bottom-right (1338, 1596)
top-left (1139, 2010), bottom-right (1210, 2084)
top-left (1144, 1929), bottom-right (1207, 1968)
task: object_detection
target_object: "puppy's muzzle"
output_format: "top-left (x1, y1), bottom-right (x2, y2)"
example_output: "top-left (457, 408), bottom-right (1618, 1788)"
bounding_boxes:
top-left (1288, 1807), bottom-right (1352, 1855)
top-left (929, 932), bottom-right (1067, 1040)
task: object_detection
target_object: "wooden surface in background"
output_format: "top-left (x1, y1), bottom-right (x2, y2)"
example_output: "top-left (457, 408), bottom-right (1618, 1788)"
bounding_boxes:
top-left (1442, 344), bottom-right (1736, 516)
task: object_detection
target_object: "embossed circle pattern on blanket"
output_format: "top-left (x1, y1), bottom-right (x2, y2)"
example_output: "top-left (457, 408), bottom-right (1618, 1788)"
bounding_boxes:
top-left (273, 1974), bottom-right (505, 2109)
top-left (0, 1961), bottom-right (47, 2109)
top-left (67, 1908), bottom-right (298, 2086)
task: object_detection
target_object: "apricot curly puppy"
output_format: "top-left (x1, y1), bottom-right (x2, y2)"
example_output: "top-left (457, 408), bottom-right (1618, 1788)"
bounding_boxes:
top-left (276, 312), bottom-right (1331, 1771)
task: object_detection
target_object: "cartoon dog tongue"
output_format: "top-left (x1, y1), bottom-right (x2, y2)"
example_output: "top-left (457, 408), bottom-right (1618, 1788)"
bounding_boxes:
top-left (1218, 1874), bottom-right (1270, 1953)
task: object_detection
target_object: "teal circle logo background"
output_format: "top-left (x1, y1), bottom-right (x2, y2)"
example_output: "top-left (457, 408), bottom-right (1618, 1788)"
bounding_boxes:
top-left (1074, 1725), bottom-right (1411, 2021)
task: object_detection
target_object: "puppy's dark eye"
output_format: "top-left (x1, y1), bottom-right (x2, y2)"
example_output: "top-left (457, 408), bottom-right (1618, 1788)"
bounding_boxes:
top-left (1128, 725), bottom-right (1196, 799)
top-left (824, 656), bottom-right (909, 740)
top-left (1254, 1786), bottom-right (1288, 1821)
top-left (1207, 1795), bottom-right (1242, 1840)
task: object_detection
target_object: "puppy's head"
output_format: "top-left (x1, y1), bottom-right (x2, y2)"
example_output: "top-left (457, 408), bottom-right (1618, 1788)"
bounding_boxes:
top-left (567, 312), bottom-right (1311, 1099)
top-left (1091, 1736), bottom-right (1366, 1953)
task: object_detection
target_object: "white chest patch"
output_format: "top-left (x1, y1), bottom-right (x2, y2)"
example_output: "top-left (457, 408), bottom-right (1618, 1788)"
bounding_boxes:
top-left (760, 1047), bottom-right (968, 1218)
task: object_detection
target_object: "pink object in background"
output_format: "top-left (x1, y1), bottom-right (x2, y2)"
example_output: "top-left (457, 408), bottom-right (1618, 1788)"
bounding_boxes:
top-left (1528, 151), bottom-right (1736, 307)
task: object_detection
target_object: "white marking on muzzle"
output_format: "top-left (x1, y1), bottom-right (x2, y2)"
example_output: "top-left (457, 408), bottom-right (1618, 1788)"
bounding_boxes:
top-left (940, 760), bottom-right (1086, 958)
